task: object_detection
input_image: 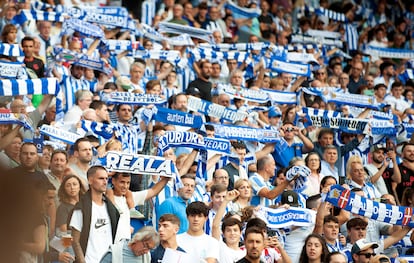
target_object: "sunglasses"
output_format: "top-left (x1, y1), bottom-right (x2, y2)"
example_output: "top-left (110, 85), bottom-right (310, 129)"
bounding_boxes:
top-left (358, 253), bottom-right (376, 258)
top-left (284, 127), bottom-right (294, 132)
top-left (379, 258), bottom-right (390, 263)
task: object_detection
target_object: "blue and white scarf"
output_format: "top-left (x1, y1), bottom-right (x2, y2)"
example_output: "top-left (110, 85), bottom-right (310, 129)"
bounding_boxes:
top-left (199, 42), bottom-right (270, 52)
top-left (0, 78), bottom-right (63, 120)
top-left (285, 165), bottom-right (311, 192)
top-left (133, 50), bottom-right (181, 64)
top-left (187, 96), bottom-right (248, 122)
top-left (225, 0), bottom-right (261, 19)
top-left (314, 7), bottom-right (346, 22)
top-left (290, 35), bottom-right (343, 48)
top-left (287, 52), bottom-right (319, 63)
top-left (263, 57), bottom-right (311, 77)
top-left (306, 29), bottom-right (341, 39)
top-left (12, 9), bottom-right (65, 24)
top-left (365, 46), bottom-right (414, 59)
top-left (325, 184), bottom-right (414, 227)
top-left (0, 43), bottom-right (23, 57)
top-left (0, 112), bottom-right (33, 131)
top-left (104, 151), bottom-right (178, 178)
top-left (326, 91), bottom-right (380, 110)
top-left (262, 89), bottom-right (298, 105)
top-left (61, 18), bottom-right (105, 39)
top-left (258, 206), bottom-right (316, 229)
top-left (210, 123), bottom-right (286, 143)
top-left (39, 124), bottom-right (82, 144)
top-left (141, 0), bottom-right (156, 26)
top-left (157, 131), bottom-right (205, 156)
top-left (220, 85), bottom-right (269, 103)
top-left (107, 92), bottom-right (167, 105)
top-left (158, 22), bottom-right (212, 42)
top-left (0, 61), bottom-right (24, 79)
top-left (204, 137), bottom-right (231, 154)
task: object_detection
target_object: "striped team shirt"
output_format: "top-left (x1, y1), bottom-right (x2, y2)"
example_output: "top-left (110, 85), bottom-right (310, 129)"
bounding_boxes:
top-left (60, 75), bottom-right (97, 112)
top-left (249, 174), bottom-right (275, 207)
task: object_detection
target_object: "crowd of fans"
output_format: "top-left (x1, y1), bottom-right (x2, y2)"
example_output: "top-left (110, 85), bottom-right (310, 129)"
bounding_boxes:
top-left (0, 0), bottom-right (413, 262)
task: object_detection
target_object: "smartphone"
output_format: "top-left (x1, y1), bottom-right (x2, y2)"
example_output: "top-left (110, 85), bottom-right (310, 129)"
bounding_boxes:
top-left (362, 56), bottom-right (370, 63)
top-left (267, 228), bottom-right (277, 237)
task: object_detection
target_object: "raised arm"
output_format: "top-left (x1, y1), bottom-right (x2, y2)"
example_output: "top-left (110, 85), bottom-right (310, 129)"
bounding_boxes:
top-left (212, 190), bottom-right (239, 240)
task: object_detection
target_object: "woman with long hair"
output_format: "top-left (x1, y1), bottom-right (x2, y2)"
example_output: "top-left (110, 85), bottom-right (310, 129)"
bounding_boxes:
top-left (1, 24), bottom-right (17, 44)
top-left (55, 175), bottom-right (85, 234)
top-left (299, 234), bottom-right (329, 263)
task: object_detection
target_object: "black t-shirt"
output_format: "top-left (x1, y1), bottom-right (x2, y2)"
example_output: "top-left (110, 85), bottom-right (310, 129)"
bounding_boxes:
top-left (24, 57), bottom-right (45, 78)
top-left (258, 14), bottom-right (273, 39)
top-left (187, 78), bottom-right (212, 102)
top-left (397, 163), bottom-right (414, 201)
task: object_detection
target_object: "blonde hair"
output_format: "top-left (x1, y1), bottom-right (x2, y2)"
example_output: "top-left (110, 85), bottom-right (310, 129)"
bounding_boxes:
top-left (346, 155), bottom-right (363, 179)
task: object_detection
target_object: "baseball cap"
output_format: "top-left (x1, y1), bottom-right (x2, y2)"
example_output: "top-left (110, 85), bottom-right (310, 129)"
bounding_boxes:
top-left (370, 144), bottom-right (387, 153)
top-left (268, 106), bottom-right (282, 118)
top-left (280, 190), bottom-right (299, 207)
top-left (116, 76), bottom-right (133, 90)
top-left (351, 239), bottom-right (378, 255)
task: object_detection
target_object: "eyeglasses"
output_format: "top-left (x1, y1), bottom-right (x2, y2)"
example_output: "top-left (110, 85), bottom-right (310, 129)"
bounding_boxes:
top-left (284, 127), bottom-right (294, 132)
top-left (358, 253), bottom-right (376, 258)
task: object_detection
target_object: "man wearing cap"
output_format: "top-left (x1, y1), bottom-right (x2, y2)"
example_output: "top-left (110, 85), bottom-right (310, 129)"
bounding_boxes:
top-left (351, 239), bottom-right (378, 263)
top-left (365, 144), bottom-right (401, 196)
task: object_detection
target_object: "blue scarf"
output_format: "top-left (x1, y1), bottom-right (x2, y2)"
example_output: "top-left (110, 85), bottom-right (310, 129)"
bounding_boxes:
top-left (157, 131), bottom-right (205, 156)
top-left (258, 206), bottom-right (316, 229)
top-left (151, 107), bottom-right (203, 128)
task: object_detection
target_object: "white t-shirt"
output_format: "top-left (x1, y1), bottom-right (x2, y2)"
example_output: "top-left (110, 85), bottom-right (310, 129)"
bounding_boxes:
top-left (114, 190), bottom-right (148, 242)
top-left (177, 232), bottom-right (220, 262)
top-left (219, 240), bottom-right (245, 263)
top-left (70, 202), bottom-right (113, 263)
